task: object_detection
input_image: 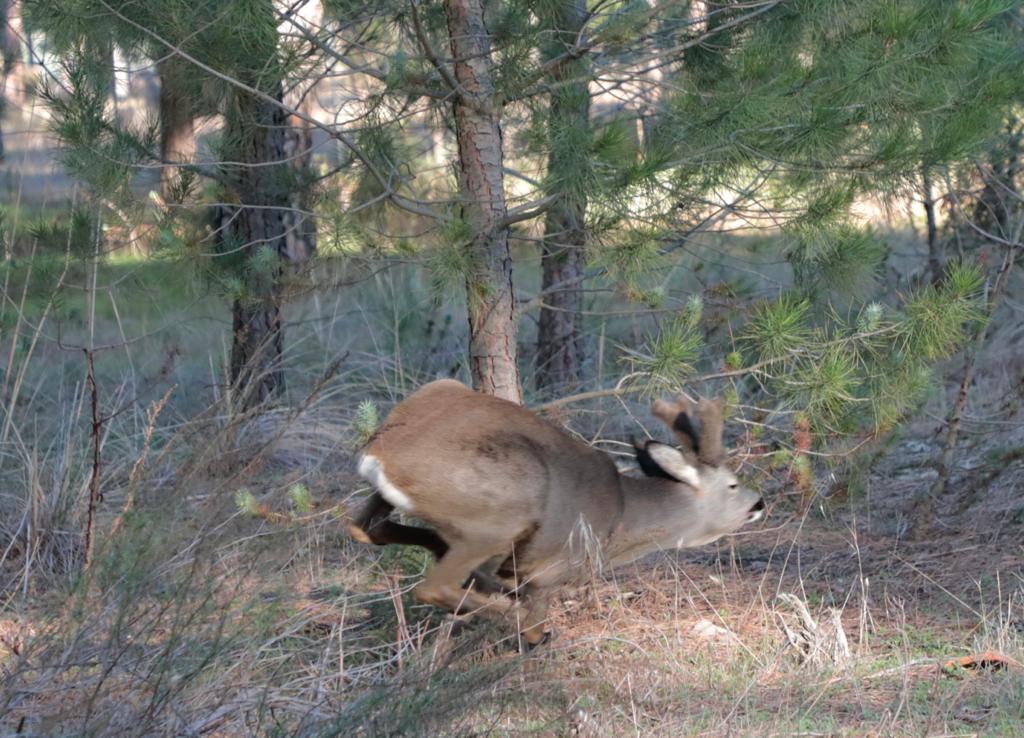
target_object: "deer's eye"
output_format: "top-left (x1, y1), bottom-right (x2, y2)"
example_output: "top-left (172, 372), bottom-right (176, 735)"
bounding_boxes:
top-left (729, 483), bottom-right (738, 490)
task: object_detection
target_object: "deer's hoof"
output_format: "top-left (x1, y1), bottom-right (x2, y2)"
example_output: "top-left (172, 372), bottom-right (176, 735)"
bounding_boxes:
top-left (520, 629), bottom-right (553, 652)
top-left (346, 524), bottom-right (373, 545)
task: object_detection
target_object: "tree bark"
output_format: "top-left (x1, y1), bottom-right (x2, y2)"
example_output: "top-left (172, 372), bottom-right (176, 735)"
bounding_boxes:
top-left (158, 56), bottom-right (196, 198)
top-left (282, 94), bottom-right (317, 263)
top-left (444, 0), bottom-right (521, 403)
top-left (921, 166), bottom-right (942, 284)
top-left (223, 81), bottom-right (291, 409)
top-left (535, 0), bottom-right (590, 394)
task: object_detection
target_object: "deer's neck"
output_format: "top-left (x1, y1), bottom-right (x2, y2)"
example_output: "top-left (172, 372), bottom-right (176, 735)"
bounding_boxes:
top-left (604, 475), bottom-right (698, 566)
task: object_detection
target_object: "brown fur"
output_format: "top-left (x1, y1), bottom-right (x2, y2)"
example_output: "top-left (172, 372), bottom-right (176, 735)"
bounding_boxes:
top-left (352, 379), bottom-right (762, 646)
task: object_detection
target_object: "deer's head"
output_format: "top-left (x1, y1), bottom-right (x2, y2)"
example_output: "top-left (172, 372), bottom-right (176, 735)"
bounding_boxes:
top-left (635, 395), bottom-right (764, 546)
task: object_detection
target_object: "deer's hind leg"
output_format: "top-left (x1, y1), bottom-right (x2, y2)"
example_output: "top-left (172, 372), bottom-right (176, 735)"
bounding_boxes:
top-left (349, 493), bottom-right (511, 594)
top-left (414, 537), bottom-right (527, 625)
top-left (347, 492), bottom-right (449, 559)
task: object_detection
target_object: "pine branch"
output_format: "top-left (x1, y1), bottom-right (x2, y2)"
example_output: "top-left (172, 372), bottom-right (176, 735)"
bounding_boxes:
top-left (500, 193), bottom-right (562, 229)
top-left (95, 0), bottom-right (444, 224)
top-left (277, 5), bottom-right (452, 100)
top-left (408, 0), bottom-right (465, 100)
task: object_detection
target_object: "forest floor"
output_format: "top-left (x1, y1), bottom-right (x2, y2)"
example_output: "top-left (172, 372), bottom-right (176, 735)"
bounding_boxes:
top-left (0, 246), bottom-right (1022, 736)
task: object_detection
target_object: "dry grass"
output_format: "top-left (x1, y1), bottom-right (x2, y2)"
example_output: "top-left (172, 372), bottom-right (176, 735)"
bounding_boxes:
top-left (4, 535), bottom-right (1022, 736)
top-left (0, 240), bottom-right (1022, 736)
top-left (1, 414), bottom-right (1021, 737)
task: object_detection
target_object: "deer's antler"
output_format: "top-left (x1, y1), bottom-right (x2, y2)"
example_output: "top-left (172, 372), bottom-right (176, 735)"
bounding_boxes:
top-left (651, 395), bottom-right (700, 465)
top-left (652, 395), bottom-right (728, 467)
top-left (695, 397), bottom-right (726, 467)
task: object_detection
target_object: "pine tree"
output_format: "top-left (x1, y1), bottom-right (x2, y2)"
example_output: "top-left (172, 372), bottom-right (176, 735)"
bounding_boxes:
top-left (531, 0), bottom-right (590, 394)
top-left (621, 2), bottom-right (1021, 443)
top-left (218, 6), bottom-right (293, 407)
top-left (25, 0), bottom-right (318, 408)
top-left (359, 1), bottom-right (1022, 409)
top-left (444, 0), bottom-right (521, 402)
top-left (24, 0), bottom-right (1022, 443)
top-left (156, 56), bottom-right (196, 198)
top-left (531, 1), bottom-right (1024, 394)
top-left (911, 113), bottom-right (1023, 533)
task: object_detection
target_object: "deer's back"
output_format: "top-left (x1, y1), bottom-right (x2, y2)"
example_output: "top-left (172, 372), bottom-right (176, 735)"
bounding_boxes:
top-left (361, 380), bottom-right (620, 547)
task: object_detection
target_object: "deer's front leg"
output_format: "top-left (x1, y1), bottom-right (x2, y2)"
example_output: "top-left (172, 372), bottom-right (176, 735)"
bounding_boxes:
top-left (520, 587), bottom-right (551, 648)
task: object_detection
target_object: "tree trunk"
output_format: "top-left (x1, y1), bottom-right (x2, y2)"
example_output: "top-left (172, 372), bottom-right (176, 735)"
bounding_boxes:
top-left (536, 219), bottom-right (586, 392)
top-left (445, 0), bottom-right (521, 403)
top-left (1, 1), bottom-right (22, 95)
top-left (230, 283), bottom-right (284, 409)
top-left (921, 166), bottom-right (942, 284)
top-left (535, 0), bottom-right (590, 394)
top-left (282, 95), bottom-right (317, 263)
top-left (223, 83), bottom-right (291, 410)
top-left (971, 122), bottom-right (1022, 244)
top-left (158, 57), bottom-right (196, 198)
top-left (0, 0), bottom-right (24, 162)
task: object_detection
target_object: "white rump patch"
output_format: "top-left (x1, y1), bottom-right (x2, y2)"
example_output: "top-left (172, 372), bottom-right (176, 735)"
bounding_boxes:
top-left (358, 454), bottom-right (415, 513)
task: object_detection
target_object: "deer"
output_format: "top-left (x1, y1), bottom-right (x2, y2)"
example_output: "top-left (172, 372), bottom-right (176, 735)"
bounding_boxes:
top-left (348, 379), bottom-right (764, 647)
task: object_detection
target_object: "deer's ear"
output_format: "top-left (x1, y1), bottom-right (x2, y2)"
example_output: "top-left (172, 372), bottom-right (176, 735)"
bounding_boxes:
top-left (634, 441), bottom-right (701, 488)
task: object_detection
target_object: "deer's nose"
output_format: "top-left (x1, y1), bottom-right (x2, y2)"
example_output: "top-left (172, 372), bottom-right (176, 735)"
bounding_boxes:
top-left (747, 498), bottom-right (765, 523)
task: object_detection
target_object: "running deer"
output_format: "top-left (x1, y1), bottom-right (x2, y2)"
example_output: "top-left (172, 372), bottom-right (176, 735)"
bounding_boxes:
top-left (348, 379), bottom-right (764, 646)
